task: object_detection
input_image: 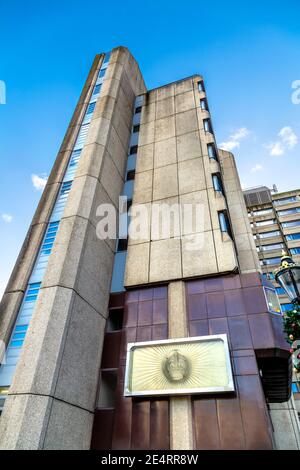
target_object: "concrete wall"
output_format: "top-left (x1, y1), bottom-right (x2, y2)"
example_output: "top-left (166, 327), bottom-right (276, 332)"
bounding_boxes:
top-left (124, 76), bottom-right (239, 287)
top-left (0, 47), bottom-right (146, 449)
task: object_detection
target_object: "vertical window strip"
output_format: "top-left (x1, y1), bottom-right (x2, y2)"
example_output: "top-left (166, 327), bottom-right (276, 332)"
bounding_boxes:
top-left (0, 282), bottom-right (41, 387)
top-left (111, 95), bottom-right (143, 293)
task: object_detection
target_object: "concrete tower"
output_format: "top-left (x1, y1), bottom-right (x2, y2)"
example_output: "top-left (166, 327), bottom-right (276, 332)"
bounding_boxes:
top-left (0, 47), bottom-right (298, 449)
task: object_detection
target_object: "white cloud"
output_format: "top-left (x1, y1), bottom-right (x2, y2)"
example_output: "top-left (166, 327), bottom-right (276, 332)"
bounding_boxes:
top-left (230, 127), bottom-right (250, 141)
top-left (219, 127), bottom-right (250, 152)
top-left (219, 140), bottom-right (240, 151)
top-left (266, 141), bottom-right (284, 156)
top-left (31, 174), bottom-right (47, 191)
top-left (278, 126), bottom-right (298, 148)
top-left (1, 213), bottom-right (13, 223)
top-left (250, 164), bottom-right (263, 173)
top-left (265, 126), bottom-right (297, 156)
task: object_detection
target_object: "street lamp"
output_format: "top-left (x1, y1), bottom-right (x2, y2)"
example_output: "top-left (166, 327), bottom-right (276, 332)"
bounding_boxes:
top-left (275, 252), bottom-right (300, 305)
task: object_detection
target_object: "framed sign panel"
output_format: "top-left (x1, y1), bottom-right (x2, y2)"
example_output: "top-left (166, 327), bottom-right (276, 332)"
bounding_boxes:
top-left (124, 334), bottom-right (234, 397)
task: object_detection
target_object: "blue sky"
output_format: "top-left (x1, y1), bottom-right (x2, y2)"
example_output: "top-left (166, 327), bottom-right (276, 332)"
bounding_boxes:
top-left (1, 0), bottom-right (300, 297)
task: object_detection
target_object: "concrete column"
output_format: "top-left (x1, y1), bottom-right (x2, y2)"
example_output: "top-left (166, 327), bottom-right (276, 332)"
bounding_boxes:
top-left (0, 47), bottom-right (146, 449)
top-left (269, 397), bottom-right (300, 450)
top-left (218, 149), bottom-right (261, 274)
top-left (168, 281), bottom-right (194, 450)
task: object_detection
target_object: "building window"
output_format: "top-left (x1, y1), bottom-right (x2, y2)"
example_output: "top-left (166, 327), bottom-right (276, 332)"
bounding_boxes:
top-left (278, 207), bottom-right (300, 216)
top-left (203, 119), bottom-right (213, 133)
top-left (106, 308), bottom-right (124, 332)
top-left (282, 219), bottom-right (300, 228)
top-left (212, 173), bottom-right (224, 194)
top-left (126, 169), bottom-right (135, 181)
top-left (274, 196), bottom-right (299, 206)
top-left (256, 219), bottom-right (275, 227)
top-left (135, 106), bottom-right (142, 114)
top-left (117, 238), bottom-right (128, 252)
top-left (281, 303), bottom-right (293, 312)
top-left (129, 145), bottom-right (138, 155)
top-left (93, 84), bottom-right (101, 96)
top-left (103, 52), bottom-right (111, 64)
top-left (263, 272), bottom-right (275, 281)
top-left (207, 143), bottom-right (217, 160)
top-left (133, 124), bottom-right (140, 133)
top-left (197, 81), bottom-right (205, 92)
top-left (218, 211), bottom-right (232, 237)
top-left (40, 222), bottom-right (60, 255)
top-left (200, 98), bottom-right (208, 110)
top-left (260, 257), bottom-right (281, 266)
top-left (253, 208), bottom-right (273, 216)
top-left (25, 282), bottom-right (42, 303)
top-left (276, 287), bottom-right (286, 295)
top-left (291, 247), bottom-right (300, 255)
top-left (286, 232), bottom-right (300, 241)
top-left (258, 230), bottom-right (281, 239)
top-left (98, 69), bottom-right (106, 78)
top-left (261, 243), bottom-right (284, 251)
top-left (86, 102), bottom-right (96, 115)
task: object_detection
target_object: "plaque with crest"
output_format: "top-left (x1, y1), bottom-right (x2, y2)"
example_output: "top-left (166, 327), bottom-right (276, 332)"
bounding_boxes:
top-left (124, 334), bottom-right (234, 396)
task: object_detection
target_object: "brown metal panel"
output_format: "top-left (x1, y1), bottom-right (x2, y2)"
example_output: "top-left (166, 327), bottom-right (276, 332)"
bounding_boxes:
top-left (237, 375), bottom-right (273, 449)
top-left (206, 292), bottom-right (226, 318)
top-left (223, 275), bottom-right (242, 291)
top-left (101, 331), bottom-right (122, 369)
top-left (153, 298), bottom-right (168, 324)
top-left (228, 316), bottom-right (253, 350)
top-left (126, 290), bottom-right (139, 303)
top-left (243, 286), bottom-right (268, 314)
top-left (150, 400), bottom-right (170, 450)
top-left (137, 325), bottom-right (152, 342)
top-left (232, 349), bottom-right (255, 357)
top-left (189, 319), bottom-right (209, 337)
top-left (153, 286), bottom-right (168, 299)
top-left (91, 409), bottom-right (115, 450)
top-left (111, 386), bottom-right (133, 450)
top-left (131, 399), bottom-right (151, 450)
top-left (124, 302), bottom-right (138, 327)
top-left (208, 317), bottom-right (229, 336)
top-left (109, 292), bottom-right (125, 309)
top-left (119, 327), bottom-right (137, 366)
top-left (204, 277), bottom-right (224, 292)
top-left (138, 300), bottom-right (153, 326)
top-left (217, 398), bottom-right (246, 449)
top-left (186, 279), bottom-right (206, 295)
top-left (233, 355), bottom-right (258, 376)
top-left (224, 289), bottom-right (246, 316)
top-left (248, 314), bottom-right (275, 350)
top-left (193, 399), bottom-right (221, 449)
top-left (139, 287), bottom-right (154, 301)
top-left (187, 293), bottom-right (207, 320)
top-left (270, 314), bottom-right (290, 351)
top-left (240, 272), bottom-right (262, 288)
top-left (152, 324), bottom-right (168, 340)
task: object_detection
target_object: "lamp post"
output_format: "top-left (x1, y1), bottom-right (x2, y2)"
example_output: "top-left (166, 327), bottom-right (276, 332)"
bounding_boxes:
top-left (274, 252), bottom-right (300, 305)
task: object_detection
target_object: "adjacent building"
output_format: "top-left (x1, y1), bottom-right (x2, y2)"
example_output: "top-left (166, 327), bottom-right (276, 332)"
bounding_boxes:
top-left (244, 185), bottom-right (300, 414)
top-left (0, 46), bottom-right (299, 450)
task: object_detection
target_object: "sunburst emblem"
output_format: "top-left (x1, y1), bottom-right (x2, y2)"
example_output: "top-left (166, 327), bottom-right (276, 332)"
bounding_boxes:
top-left (162, 349), bottom-right (191, 383)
